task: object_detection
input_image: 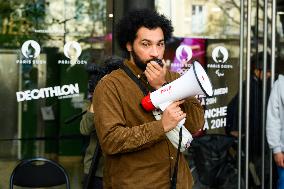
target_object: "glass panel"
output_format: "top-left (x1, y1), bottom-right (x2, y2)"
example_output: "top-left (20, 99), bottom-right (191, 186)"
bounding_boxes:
top-left (155, 1), bottom-right (240, 131)
top-left (0, 0), bottom-right (113, 188)
top-left (156, 0), bottom-right (282, 188)
top-left (0, 50), bottom-right (19, 158)
top-left (156, 0), bottom-right (240, 188)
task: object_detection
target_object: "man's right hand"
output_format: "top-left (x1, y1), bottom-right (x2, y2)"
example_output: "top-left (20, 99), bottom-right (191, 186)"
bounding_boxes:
top-left (145, 60), bottom-right (167, 90)
top-left (161, 100), bottom-right (186, 132)
top-left (274, 152), bottom-right (284, 168)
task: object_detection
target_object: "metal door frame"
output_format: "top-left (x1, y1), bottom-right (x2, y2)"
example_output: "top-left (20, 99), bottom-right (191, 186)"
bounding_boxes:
top-left (239, 0), bottom-right (277, 188)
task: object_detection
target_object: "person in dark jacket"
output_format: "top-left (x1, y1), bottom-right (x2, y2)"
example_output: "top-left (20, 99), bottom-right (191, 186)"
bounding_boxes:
top-left (226, 52), bottom-right (271, 188)
top-left (80, 102), bottom-right (104, 189)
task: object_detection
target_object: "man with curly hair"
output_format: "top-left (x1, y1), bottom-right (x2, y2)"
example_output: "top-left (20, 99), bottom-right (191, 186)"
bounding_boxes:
top-left (93, 9), bottom-right (204, 189)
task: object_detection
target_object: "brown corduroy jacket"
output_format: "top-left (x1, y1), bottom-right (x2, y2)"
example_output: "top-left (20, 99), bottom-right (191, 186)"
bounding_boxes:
top-left (93, 60), bottom-right (204, 189)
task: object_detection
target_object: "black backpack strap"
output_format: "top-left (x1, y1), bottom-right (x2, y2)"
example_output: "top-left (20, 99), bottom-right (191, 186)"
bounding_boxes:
top-left (170, 128), bottom-right (182, 189)
top-left (84, 137), bottom-right (102, 189)
top-left (120, 64), bottom-right (148, 96)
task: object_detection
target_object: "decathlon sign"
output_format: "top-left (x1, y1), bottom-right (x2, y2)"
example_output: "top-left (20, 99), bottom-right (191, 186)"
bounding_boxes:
top-left (16, 83), bottom-right (80, 102)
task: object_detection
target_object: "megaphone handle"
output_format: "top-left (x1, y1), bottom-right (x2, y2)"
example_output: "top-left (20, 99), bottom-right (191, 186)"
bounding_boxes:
top-left (159, 101), bottom-right (186, 127)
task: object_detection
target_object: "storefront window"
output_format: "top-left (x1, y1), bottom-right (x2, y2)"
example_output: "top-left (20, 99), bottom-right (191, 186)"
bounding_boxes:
top-left (156, 0), bottom-right (240, 134)
top-left (0, 0), bottom-right (112, 159)
top-left (156, 0), bottom-right (284, 188)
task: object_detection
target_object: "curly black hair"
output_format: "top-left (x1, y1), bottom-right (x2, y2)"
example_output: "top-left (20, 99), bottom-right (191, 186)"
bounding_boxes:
top-left (116, 9), bottom-right (173, 55)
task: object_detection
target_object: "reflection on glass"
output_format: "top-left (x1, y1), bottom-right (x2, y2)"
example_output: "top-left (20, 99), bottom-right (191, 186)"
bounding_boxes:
top-left (0, 0), bottom-right (112, 161)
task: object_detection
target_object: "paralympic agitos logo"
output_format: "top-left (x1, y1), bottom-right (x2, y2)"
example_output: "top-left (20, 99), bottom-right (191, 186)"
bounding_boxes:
top-left (58, 41), bottom-right (87, 65)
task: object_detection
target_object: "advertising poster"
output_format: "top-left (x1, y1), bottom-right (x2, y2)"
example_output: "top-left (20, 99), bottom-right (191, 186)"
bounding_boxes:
top-left (165, 37), bottom-right (239, 134)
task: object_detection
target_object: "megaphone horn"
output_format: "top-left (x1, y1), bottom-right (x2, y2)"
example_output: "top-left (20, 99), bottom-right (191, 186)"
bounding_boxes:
top-left (141, 61), bottom-right (213, 111)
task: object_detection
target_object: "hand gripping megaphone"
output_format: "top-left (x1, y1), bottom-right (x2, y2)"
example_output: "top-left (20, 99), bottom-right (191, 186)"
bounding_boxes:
top-left (141, 60), bottom-right (213, 111)
top-left (141, 61), bottom-right (213, 151)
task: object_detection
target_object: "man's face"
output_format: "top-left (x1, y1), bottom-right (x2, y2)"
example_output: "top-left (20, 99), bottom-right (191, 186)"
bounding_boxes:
top-left (254, 69), bottom-right (271, 80)
top-left (127, 27), bottom-right (165, 70)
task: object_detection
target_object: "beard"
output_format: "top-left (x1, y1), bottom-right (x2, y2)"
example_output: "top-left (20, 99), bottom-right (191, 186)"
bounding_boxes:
top-left (131, 50), bottom-right (147, 71)
top-left (131, 50), bottom-right (162, 71)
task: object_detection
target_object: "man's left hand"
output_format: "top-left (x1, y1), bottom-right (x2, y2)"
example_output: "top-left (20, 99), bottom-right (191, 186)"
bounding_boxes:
top-left (145, 60), bottom-right (167, 89)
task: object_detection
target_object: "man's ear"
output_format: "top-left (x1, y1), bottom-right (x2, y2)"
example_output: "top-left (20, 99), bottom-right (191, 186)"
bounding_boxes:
top-left (126, 42), bottom-right (132, 52)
